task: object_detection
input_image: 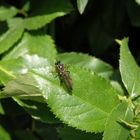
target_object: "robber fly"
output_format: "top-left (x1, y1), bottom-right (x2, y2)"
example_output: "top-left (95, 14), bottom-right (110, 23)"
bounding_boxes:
top-left (55, 61), bottom-right (72, 91)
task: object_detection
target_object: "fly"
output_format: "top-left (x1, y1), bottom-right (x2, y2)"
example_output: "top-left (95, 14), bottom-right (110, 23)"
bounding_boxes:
top-left (55, 61), bottom-right (72, 91)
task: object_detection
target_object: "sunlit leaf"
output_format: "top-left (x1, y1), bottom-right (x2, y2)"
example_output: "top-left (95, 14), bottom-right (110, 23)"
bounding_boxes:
top-left (1, 74), bottom-right (43, 102)
top-left (0, 6), bottom-right (18, 21)
top-left (45, 66), bottom-right (120, 132)
top-left (0, 19), bottom-right (24, 54)
top-left (58, 52), bottom-right (113, 79)
top-left (2, 54), bottom-right (120, 132)
top-left (0, 58), bottom-right (25, 84)
top-left (117, 38), bottom-right (140, 97)
top-left (23, 0), bottom-right (73, 30)
top-left (77, 0), bottom-right (88, 14)
top-left (0, 54), bottom-right (53, 100)
top-left (24, 12), bottom-right (66, 30)
top-left (103, 102), bottom-right (134, 140)
top-left (7, 18), bottom-right (23, 28)
top-left (4, 33), bottom-right (57, 63)
top-left (135, 0), bottom-right (140, 5)
top-left (110, 81), bottom-right (124, 95)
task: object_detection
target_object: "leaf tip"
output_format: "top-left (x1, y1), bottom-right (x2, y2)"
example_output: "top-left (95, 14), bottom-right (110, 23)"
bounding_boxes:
top-left (115, 39), bottom-right (122, 45)
top-left (115, 37), bottom-right (129, 46)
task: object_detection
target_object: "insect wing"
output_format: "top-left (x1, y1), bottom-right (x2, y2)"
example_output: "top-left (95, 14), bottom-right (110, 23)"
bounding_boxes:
top-left (62, 72), bottom-right (72, 90)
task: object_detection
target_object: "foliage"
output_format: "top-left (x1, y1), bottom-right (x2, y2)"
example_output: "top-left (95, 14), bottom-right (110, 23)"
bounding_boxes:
top-left (76, 0), bottom-right (88, 14)
top-left (0, 0), bottom-right (140, 140)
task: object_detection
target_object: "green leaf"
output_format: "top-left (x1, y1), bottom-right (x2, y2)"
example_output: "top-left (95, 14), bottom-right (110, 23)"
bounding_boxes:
top-left (24, 0), bottom-right (73, 30)
top-left (21, 1), bottom-right (30, 12)
top-left (0, 102), bottom-right (4, 115)
top-left (103, 102), bottom-right (134, 140)
top-left (58, 127), bottom-right (102, 140)
top-left (4, 33), bottom-right (57, 62)
top-left (0, 31), bottom-right (56, 83)
top-left (24, 12), bottom-right (66, 30)
top-left (0, 125), bottom-right (11, 140)
top-left (57, 52), bottom-right (113, 79)
top-left (77, 0), bottom-right (88, 14)
top-left (136, 125), bottom-right (140, 139)
top-left (46, 67), bottom-right (120, 132)
top-left (117, 38), bottom-right (140, 97)
top-left (0, 6), bottom-right (18, 21)
top-left (0, 67), bottom-right (14, 85)
top-left (110, 81), bottom-right (124, 95)
top-left (0, 58), bottom-right (25, 84)
top-left (1, 74), bottom-right (43, 101)
top-left (135, 0), bottom-right (140, 5)
top-left (21, 54), bottom-right (54, 78)
top-left (0, 19), bottom-right (24, 54)
top-left (3, 53), bottom-right (53, 77)
top-left (0, 55), bottom-right (53, 100)
top-left (2, 54), bottom-right (120, 132)
top-left (13, 98), bottom-right (59, 123)
top-left (7, 18), bottom-right (23, 28)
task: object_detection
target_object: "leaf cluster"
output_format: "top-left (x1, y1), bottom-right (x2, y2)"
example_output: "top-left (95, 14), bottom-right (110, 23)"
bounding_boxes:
top-left (0, 1), bottom-right (140, 140)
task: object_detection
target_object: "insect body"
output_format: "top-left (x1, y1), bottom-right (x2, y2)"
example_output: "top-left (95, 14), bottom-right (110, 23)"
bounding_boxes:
top-left (55, 61), bottom-right (72, 91)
